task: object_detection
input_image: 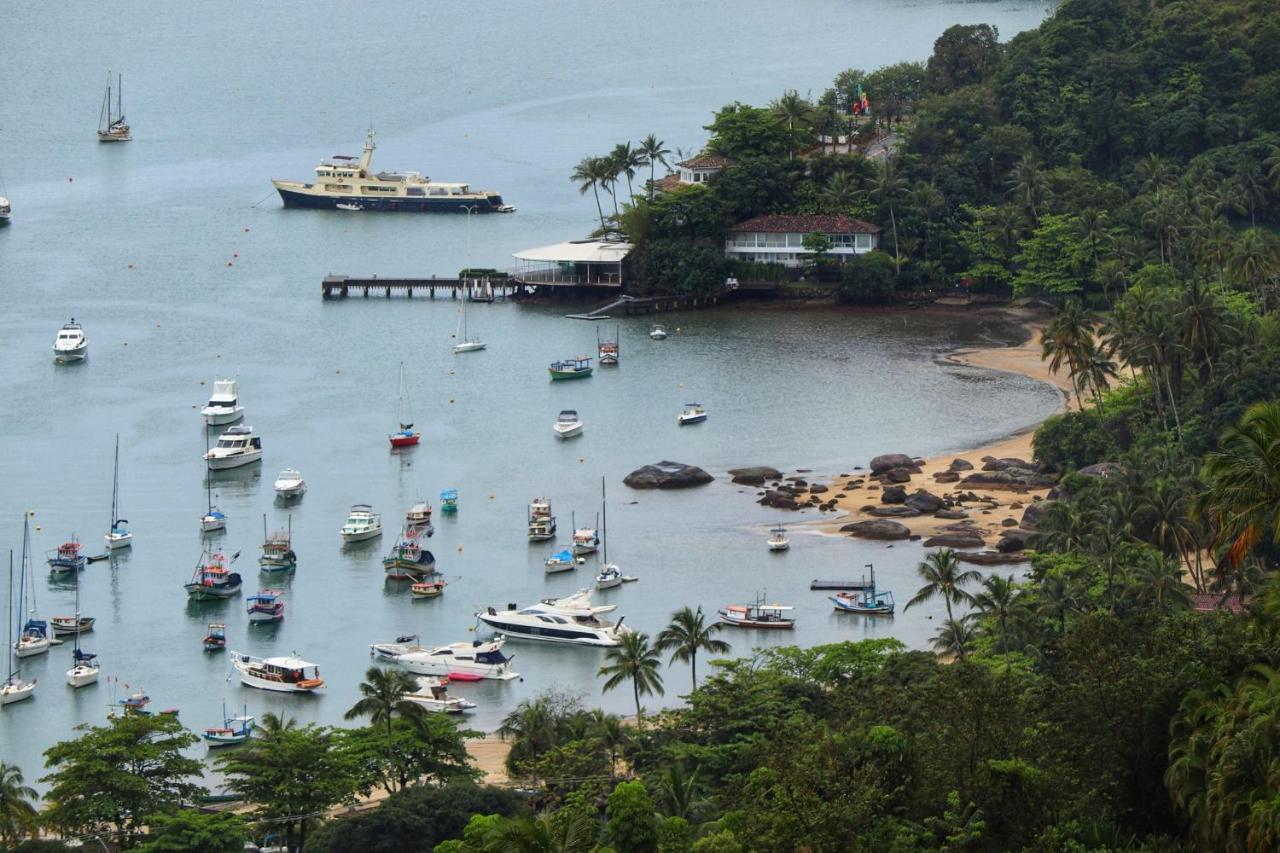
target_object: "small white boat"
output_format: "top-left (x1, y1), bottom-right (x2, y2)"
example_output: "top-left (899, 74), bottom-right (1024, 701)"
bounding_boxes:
top-left (201, 508), bottom-right (227, 533)
top-left (1, 675), bottom-right (36, 705)
top-left (554, 410), bottom-right (583, 439)
top-left (767, 527), bottom-right (790, 552)
top-left (370, 635), bottom-right (426, 660)
top-left (405, 502), bottom-right (433, 535)
top-left (66, 649), bottom-right (100, 688)
top-left (340, 504), bottom-right (382, 543)
top-left (593, 478), bottom-right (635, 591)
top-left (595, 563), bottom-right (622, 590)
top-left (719, 596), bottom-right (795, 629)
top-left (649, 324), bottom-right (668, 340)
top-left (527, 497), bottom-right (557, 541)
top-left (384, 638), bottom-right (519, 681)
top-left (335, 202), bottom-right (363, 212)
top-left (204, 425), bottom-right (263, 470)
top-left (4, 546), bottom-right (37, 704)
top-left (203, 704), bottom-right (255, 747)
top-left (273, 468), bottom-right (306, 498)
top-left (572, 526), bottom-right (599, 556)
top-left (50, 616), bottom-right (94, 637)
top-left (405, 676), bottom-right (475, 714)
top-left (544, 549), bottom-right (581, 574)
top-left (201, 378), bottom-right (245, 426)
top-left (64, 569), bottom-right (98, 688)
top-left (677, 403), bottom-right (707, 425)
top-left (53, 319), bottom-right (88, 361)
top-left (0, 195), bottom-right (10, 226)
top-left (229, 651), bottom-right (324, 693)
top-left (452, 295), bottom-right (486, 353)
top-left (105, 434), bottom-right (132, 550)
top-left (246, 590), bottom-right (285, 624)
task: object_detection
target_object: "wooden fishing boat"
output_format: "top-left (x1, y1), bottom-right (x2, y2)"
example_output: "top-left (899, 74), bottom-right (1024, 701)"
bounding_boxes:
top-left (831, 563), bottom-right (895, 615)
top-left (549, 356), bottom-right (593, 380)
top-left (203, 622), bottom-right (226, 652)
top-left (410, 579), bottom-right (447, 599)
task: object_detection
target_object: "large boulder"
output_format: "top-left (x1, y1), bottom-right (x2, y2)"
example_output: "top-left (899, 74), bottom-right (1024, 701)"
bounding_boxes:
top-left (883, 468), bottom-right (914, 483)
top-left (881, 485), bottom-right (908, 504)
top-left (624, 461), bottom-right (713, 490)
top-left (981, 456), bottom-right (1032, 472)
top-left (870, 453), bottom-right (916, 475)
top-left (997, 528), bottom-right (1033, 553)
top-left (934, 508), bottom-right (969, 520)
top-left (1020, 501), bottom-right (1050, 530)
top-left (904, 490), bottom-right (945, 514)
top-left (842, 519), bottom-right (912, 540)
top-left (922, 533), bottom-right (986, 549)
top-left (956, 550), bottom-right (1030, 566)
top-left (933, 471), bottom-right (961, 483)
top-left (728, 466), bottom-right (782, 486)
top-left (809, 484), bottom-right (829, 494)
top-left (867, 505), bottom-right (922, 518)
top-left (960, 469), bottom-right (1056, 492)
top-left (949, 458), bottom-right (975, 471)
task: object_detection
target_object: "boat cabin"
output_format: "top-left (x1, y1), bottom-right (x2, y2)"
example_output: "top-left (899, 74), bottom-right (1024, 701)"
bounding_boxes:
top-left (215, 427), bottom-right (261, 451)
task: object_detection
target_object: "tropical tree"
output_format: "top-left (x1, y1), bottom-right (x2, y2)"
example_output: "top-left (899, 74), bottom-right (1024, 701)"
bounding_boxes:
top-left (1036, 573), bottom-right (1077, 636)
top-left (498, 696), bottom-right (561, 780)
top-left (136, 810), bottom-right (248, 853)
top-left (612, 141), bottom-right (646, 205)
top-left (481, 812), bottom-right (598, 853)
top-left (1040, 300), bottom-right (1096, 409)
top-left (822, 171), bottom-right (864, 213)
top-left (1199, 401), bottom-right (1280, 566)
top-left (588, 709), bottom-right (630, 781)
top-left (904, 548), bottom-right (980, 623)
top-left (930, 618), bottom-right (976, 661)
top-left (970, 574), bottom-right (1029, 654)
top-left (655, 605), bottom-right (731, 690)
top-left (1125, 551), bottom-right (1192, 614)
top-left (570, 156), bottom-right (609, 232)
top-left (769, 89), bottom-right (814, 159)
top-left (869, 157), bottom-right (907, 275)
top-left (653, 762), bottom-right (705, 822)
top-left (344, 666), bottom-right (427, 791)
top-left (1006, 153), bottom-right (1046, 225)
top-left (599, 631), bottom-right (665, 720)
top-left (639, 134), bottom-right (671, 200)
top-left (0, 762), bottom-right (39, 847)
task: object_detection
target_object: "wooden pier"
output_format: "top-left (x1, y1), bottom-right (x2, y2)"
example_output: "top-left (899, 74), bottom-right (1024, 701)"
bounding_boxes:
top-left (322, 275), bottom-right (516, 300)
top-left (809, 579), bottom-right (873, 591)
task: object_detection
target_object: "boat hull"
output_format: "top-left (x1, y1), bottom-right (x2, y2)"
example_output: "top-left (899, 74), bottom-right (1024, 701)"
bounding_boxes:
top-left (453, 341), bottom-right (486, 353)
top-left (201, 517), bottom-right (227, 532)
top-left (202, 409), bottom-right (245, 427)
top-left (247, 610), bottom-right (284, 624)
top-left (67, 664), bottom-right (100, 688)
top-left (549, 369), bottom-right (592, 380)
top-left (235, 671), bottom-right (322, 693)
top-left (185, 582), bottom-right (242, 601)
top-left (14, 638), bottom-right (50, 658)
top-left (1, 681), bottom-right (36, 704)
top-left (477, 615), bottom-right (622, 646)
top-left (678, 414), bottom-right (707, 425)
top-left (768, 541), bottom-right (790, 552)
top-left (275, 185), bottom-right (510, 213)
top-left (205, 451), bottom-right (262, 470)
top-left (396, 652), bottom-right (516, 680)
top-left (51, 618), bottom-right (94, 637)
top-left (389, 434), bottom-right (421, 448)
top-left (342, 528), bottom-right (383, 543)
top-left (53, 345), bottom-right (88, 362)
top-left (274, 483), bottom-right (305, 498)
top-left (105, 532), bottom-right (133, 550)
top-left (719, 618), bottom-right (795, 629)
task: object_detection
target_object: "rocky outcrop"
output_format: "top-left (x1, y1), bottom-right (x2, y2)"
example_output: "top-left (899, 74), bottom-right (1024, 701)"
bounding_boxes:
top-left (881, 486), bottom-right (907, 504)
top-left (981, 456), bottom-right (1032, 472)
top-left (934, 509), bottom-right (969, 520)
top-left (956, 551), bottom-right (1030, 566)
top-left (867, 505), bottom-right (922, 518)
top-left (842, 519), bottom-right (912, 540)
top-left (809, 484), bottom-right (829, 494)
top-left (870, 453), bottom-right (916, 475)
top-left (933, 471), bottom-right (961, 483)
top-left (759, 491), bottom-right (801, 510)
top-left (882, 468), bottom-right (914, 483)
top-left (904, 490), bottom-right (944, 514)
top-left (923, 533), bottom-right (986, 549)
top-left (997, 528), bottom-right (1033, 552)
top-left (949, 458), bottom-right (975, 471)
top-left (960, 469), bottom-right (1056, 492)
top-left (624, 461), bottom-right (713, 490)
top-left (1020, 501), bottom-right (1049, 529)
top-left (728, 466), bottom-right (782, 486)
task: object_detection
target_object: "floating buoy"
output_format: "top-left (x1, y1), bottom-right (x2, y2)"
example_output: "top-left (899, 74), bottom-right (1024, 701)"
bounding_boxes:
top-left (127, 263), bottom-right (134, 269)
top-left (579, 458), bottom-right (585, 463)
top-left (489, 494), bottom-right (495, 500)
top-left (68, 177), bottom-right (73, 183)
top-left (200, 380), bottom-right (205, 385)
top-left (227, 262), bottom-right (233, 267)
top-left (456, 545), bottom-right (463, 552)
top-left (233, 253), bottom-right (239, 259)
top-left (336, 369), bottom-right (341, 374)
top-left (449, 399), bottom-right (454, 404)
top-left (243, 227), bottom-right (250, 232)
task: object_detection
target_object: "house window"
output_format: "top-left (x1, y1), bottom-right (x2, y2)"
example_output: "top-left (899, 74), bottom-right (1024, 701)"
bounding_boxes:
top-left (856, 234), bottom-right (873, 250)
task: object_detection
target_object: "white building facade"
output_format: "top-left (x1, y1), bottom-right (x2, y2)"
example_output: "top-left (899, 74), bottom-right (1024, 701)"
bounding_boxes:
top-left (725, 214), bottom-right (881, 268)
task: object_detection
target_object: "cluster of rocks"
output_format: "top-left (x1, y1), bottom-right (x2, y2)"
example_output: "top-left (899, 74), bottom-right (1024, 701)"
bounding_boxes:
top-left (623, 461), bottom-right (714, 489)
top-left (956, 456), bottom-right (1057, 492)
top-left (748, 469), bottom-right (841, 512)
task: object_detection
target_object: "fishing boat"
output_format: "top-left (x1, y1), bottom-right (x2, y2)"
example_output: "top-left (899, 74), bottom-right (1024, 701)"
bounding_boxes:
top-left (51, 616), bottom-right (95, 637)
top-left (452, 290), bottom-right (486, 353)
top-left (340, 504), bottom-right (382, 543)
top-left (767, 527), bottom-right (790, 552)
top-left (549, 356), bottom-right (593, 380)
top-left (273, 468), bottom-right (306, 499)
top-left (389, 363), bottom-right (421, 448)
top-left (204, 425), bottom-right (263, 470)
top-left (201, 433), bottom-right (227, 533)
top-left (383, 530), bottom-right (435, 580)
top-left (439, 489), bottom-right (458, 514)
top-left (184, 548), bottom-right (242, 600)
top-left (96, 72), bottom-right (131, 142)
top-left (259, 515), bottom-right (296, 574)
top-left (384, 638), bottom-right (518, 681)
top-left (201, 378), bottom-right (245, 426)
top-left (544, 549), bottom-right (580, 574)
top-left (594, 477), bottom-right (635, 590)
top-left (3, 550), bottom-right (37, 705)
top-left (410, 579), bottom-right (446, 599)
top-left (554, 410), bottom-right (583, 439)
top-left (477, 589), bottom-right (631, 647)
top-left (47, 538), bottom-right (86, 575)
top-left (649, 324), bottom-right (668, 340)
top-left (405, 502), bottom-right (434, 535)
top-left (572, 521), bottom-right (599, 556)
top-left (718, 595), bottom-right (795, 629)
top-left (229, 651), bottom-right (324, 693)
top-left (597, 326), bottom-right (620, 366)
top-left (203, 622), bottom-right (226, 652)
top-left (527, 497), bottom-right (556, 541)
top-left (404, 676), bottom-right (475, 714)
top-left (677, 403), bottom-right (707, 425)
top-left (271, 128), bottom-right (512, 213)
top-left (105, 434), bottom-right (132, 550)
top-left (831, 564), bottom-right (895, 616)
top-left (246, 590), bottom-right (285, 624)
top-left (203, 703), bottom-right (255, 747)
top-left (65, 568), bottom-right (99, 688)
top-left (53, 319), bottom-right (88, 362)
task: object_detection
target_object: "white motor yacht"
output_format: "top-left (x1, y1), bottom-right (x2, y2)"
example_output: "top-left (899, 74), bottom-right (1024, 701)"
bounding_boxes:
top-left (649, 324), bottom-right (668, 340)
top-left (204, 425), bottom-right (263, 470)
top-left (0, 196), bottom-right (11, 226)
top-left (677, 403), bottom-right (707, 425)
top-left (404, 676), bottom-right (475, 714)
top-left (229, 651), bottom-right (324, 693)
top-left (340, 504), bottom-right (382, 543)
top-left (476, 589), bottom-right (632, 646)
top-left (274, 468), bottom-right (306, 498)
top-left (53, 320), bottom-right (88, 362)
top-left (389, 638), bottom-right (519, 681)
top-left (767, 527), bottom-right (791, 552)
top-left (554, 410), bottom-right (583, 439)
top-left (201, 379), bottom-right (245, 426)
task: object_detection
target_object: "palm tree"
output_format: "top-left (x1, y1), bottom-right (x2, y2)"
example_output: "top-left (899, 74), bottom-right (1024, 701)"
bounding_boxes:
top-left (930, 618), bottom-right (976, 661)
top-left (822, 171), bottom-right (864, 213)
top-left (0, 762), bottom-right (39, 847)
top-left (639, 134), bottom-right (671, 200)
top-left (611, 142), bottom-right (646, 205)
top-left (588, 709), bottom-right (629, 781)
top-left (570, 156), bottom-right (609, 232)
top-left (869, 157), bottom-right (907, 275)
top-left (1228, 228), bottom-right (1280, 310)
top-left (483, 812), bottom-right (598, 853)
top-left (910, 181), bottom-right (946, 261)
top-left (1040, 300), bottom-right (1096, 409)
top-left (1199, 401), bottom-right (1280, 564)
top-left (1036, 574), bottom-right (1077, 636)
top-left (1175, 278), bottom-right (1235, 381)
top-left (1126, 551), bottom-right (1192, 614)
top-left (655, 605), bottom-right (731, 690)
top-left (654, 761), bottom-right (704, 821)
top-left (970, 574), bottom-right (1028, 654)
top-left (255, 711), bottom-right (298, 738)
top-left (498, 697), bottom-right (558, 780)
top-left (599, 631), bottom-right (665, 721)
top-left (904, 549), bottom-right (980, 623)
top-left (344, 666), bottom-right (426, 790)
top-left (1006, 153), bottom-right (1046, 225)
top-left (770, 89), bottom-right (813, 159)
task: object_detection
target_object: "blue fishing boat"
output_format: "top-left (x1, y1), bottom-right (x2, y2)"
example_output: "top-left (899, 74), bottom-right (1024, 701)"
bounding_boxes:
top-left (544, 549), bottom-right (579, 574)
top-left (830, 564), bottom-right (895, 615)
top-left (203, 703), bottom-right (255, 747)
top-left (439, 489), bottom-right (458, 514)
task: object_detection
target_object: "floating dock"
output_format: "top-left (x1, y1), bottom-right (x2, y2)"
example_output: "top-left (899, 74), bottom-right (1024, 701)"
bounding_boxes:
top-left (809, 579), bottom-right (873, 591)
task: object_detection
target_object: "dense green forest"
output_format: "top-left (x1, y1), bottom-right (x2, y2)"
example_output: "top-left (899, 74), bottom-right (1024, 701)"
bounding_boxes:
top-left (6, 1), bottom-right (1280, 851)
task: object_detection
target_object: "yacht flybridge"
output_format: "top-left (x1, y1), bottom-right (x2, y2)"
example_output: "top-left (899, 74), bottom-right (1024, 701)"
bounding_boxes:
top-left (204, 425), bottom-right (263, 470)
top-left (272, 129), bottom-right (514, 213)
top-left (53, 320), bottom-right (88, 362)
top-left (477, 589), bottom-right (632, 646)
top-left (201, 379), bottom-right (245, 426)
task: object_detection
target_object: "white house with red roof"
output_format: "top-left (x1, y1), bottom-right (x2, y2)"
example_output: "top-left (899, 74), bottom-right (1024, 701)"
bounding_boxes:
top-left (725, 214), bottom-right (881, 267)
top-left (652, 153), bottom-right (737, 194)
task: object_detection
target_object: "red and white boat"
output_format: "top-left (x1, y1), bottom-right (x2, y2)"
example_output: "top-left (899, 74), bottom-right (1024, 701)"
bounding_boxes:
top-left (718, 596), bottom-right (795, 629)
top-left (388, 362), bottom-right (421, 448)
top-left (246, 590), bottom-right (285, 624)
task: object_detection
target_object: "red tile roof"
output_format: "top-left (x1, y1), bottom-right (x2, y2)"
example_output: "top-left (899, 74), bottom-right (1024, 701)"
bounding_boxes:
top-left (1192, 592), bottom-right (1249, 614)
top-left (731, 214), bottom-right (882, 235)
top-left (650, 174), bottom-right (683, 193)
top-left (677, 154), bottom-right (736, 170)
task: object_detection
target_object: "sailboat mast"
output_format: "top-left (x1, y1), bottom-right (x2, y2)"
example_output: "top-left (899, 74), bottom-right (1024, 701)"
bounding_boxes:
top-left (72, 560), bottom-right (81, 655)
top-left (117, 73), bottom-right (123, 121)
top-left (7, 551), bottom-right (14, 679)
top-left (111, 433), bottom-right (120, 528)
top-left (601, 476), bottom-right (608, 563)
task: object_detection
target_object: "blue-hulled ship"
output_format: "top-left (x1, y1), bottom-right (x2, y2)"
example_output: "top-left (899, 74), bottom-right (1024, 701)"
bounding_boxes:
top-left (271, 129), bottom-right (513, 213)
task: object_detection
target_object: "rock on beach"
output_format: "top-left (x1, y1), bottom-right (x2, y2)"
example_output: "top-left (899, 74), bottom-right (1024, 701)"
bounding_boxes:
top-left (623, 461), bottom-right (714, 489)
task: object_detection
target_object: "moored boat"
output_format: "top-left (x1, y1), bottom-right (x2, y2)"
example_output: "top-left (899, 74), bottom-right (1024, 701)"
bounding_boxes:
top-left (340, 504), bottom-right (382, 543)
top-left (229, 651), bottom-right (324, 693)
top-left (719, 596), bottom-right (795, 629)
top-left (404, 676), bottom-right (474, 714)
top-left (831, 563), bottom-right (895, 615)
top-left (383, 530), bottom-right (435, 580)
top-left (370, 635), bottom-right (425, 660)
top-left (105, 434), bottom-right (132, 550)
top-left (476, 589), bottom-right (631, 647)
top-left (201, 378), bottom-right (245, 426)
top-left (598, 326), bottom-right (619, 365)
top-left (554, 410), bottom-right (583, 439)
top-left (53, 320), bottom-right (88, 362)
top-left (549, 356), bottom-right (593, 380)
top-left (64, 566), bottom-right (99, 688)
top-left (96, 72), bottom-right (131, 142)
top-left (453, 290), bottom-right (486, 353)
top-left (259, 515), bottom-right (296, 574)
top-left (202, 622), bottom-right (227, 652)
top-left (544, 549), bottom-right (580, 574)
top-left (47, 538), bottom-right (86, 575)
top-left (203, 704), bottom-right (255, 747)
top-left (649, 324), bottom-right (668, 340)
top-left (767, 527), bottom-right (790, 552)
top-left (50, 616), bottom-right (94, 637)
top-left (273, 468), bottom-right (306, 499)
top-left (0, 195), bottom-right (10, 226)
top-left (184, 548), bottom-right (242, 600)
top-left (439, 489), bottom-right (458, 514)
top-left (3, 547), bottom-right (37, 705)
top-left (387, 638), bottom-right (519, 681)
top-left (204, 425), bottom-right (263, 470)
top-left (677, 403), bottom-right (707, 425)
top-left (405, 502), bottom-right (434, 535)
top-left (410, 579), bottom-right (446, 599)
top-left (528, 497), bottom-right (557, 541)
top-left (389, 362), bottom-right (421, 448)
top-left (246, 590), bottom-right (285, 624)
top-left (572, 524), bottom-right (599, 556)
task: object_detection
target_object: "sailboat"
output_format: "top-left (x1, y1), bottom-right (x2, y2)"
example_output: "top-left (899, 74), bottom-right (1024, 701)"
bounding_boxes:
top-left (14, 515), bottom-right (52, 660)
top-left (201, 432), bottom-right (227, 533)
top-left (452, 286), bottom-right (486, 353)
top-left (105, 433), bottom-right (132, 550)
top-left (595, 477), bottom-right (636, 590)
top-left (65, 568), bottom-right (100, 688)
top-left (2, 551), bottom-right (37, 705)
top-left (389, 362), bottom-right (421, 448)
top-left (97, 72), bottom-right (131, 142)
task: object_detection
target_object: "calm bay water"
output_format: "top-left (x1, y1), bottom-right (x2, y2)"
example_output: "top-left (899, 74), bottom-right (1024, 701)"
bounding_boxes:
top-left (0, 0), bottom-right (1053, 784)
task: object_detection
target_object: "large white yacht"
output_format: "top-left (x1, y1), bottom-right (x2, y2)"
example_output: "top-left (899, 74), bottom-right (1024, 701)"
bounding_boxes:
top-left (201, 379), bottom-right (245, 426)
top-left (376, 638), bottom-right (520, 681)
top-left (271, 129), bottom-right (513, 213)
top-left (53, 320), bottom-right (88, 362)
top-left (476, 589), bottom-right (632, 647)
top-left (203, 425), bottom-right (263, 470)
